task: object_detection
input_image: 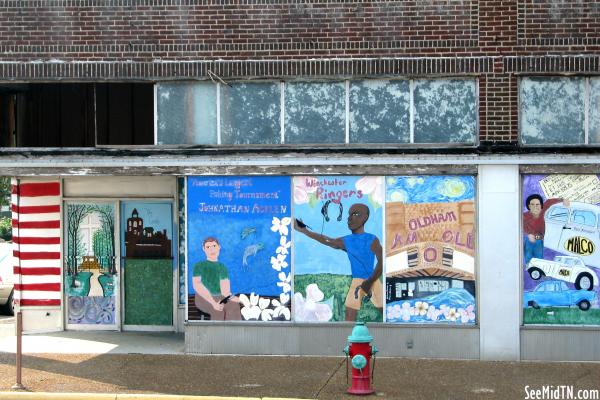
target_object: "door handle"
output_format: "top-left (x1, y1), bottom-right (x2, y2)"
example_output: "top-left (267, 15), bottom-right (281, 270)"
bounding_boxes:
top-left (562, 226), bottom-right (571, 230)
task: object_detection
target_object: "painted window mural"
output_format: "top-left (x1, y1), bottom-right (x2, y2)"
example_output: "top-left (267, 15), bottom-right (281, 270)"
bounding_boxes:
top-left (186, 174), bottom-right (479, 325)
top-left (65, 202), bottom-right (117, 325)
top-left (385, 176), bottom-right (476, 324)
top-left (523, 175), bottom-right (600, 325)
top-left (186, 176), bottom-right (292, 321)
top-left (293, 176), bottom-right (384, 322)
top-left (121, 202), bottom-right (173, 326)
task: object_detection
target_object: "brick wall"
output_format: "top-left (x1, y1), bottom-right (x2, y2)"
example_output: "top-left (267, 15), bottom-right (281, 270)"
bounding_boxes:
top-left (518, 0), bottom-right (600, 45)
top-left (0, 0), bottom-right (599, 144)
top-left (0, 0), bottom-right (478, 59)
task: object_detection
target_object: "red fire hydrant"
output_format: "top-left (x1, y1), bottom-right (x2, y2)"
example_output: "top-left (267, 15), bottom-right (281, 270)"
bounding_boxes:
top-left (343, 321), bottom-right (378, 395)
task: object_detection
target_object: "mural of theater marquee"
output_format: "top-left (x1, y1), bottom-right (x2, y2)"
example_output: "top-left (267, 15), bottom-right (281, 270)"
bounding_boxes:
top-left (385, 176), bottom-right (476, 324)
top-left (523, 174), bottom-right (600, 325)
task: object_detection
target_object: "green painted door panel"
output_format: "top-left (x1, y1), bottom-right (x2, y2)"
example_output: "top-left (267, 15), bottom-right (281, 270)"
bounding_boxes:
top-left (121, 201), bottom-right (174, 326)
top-left (124, 258), bottom-right (172, 325)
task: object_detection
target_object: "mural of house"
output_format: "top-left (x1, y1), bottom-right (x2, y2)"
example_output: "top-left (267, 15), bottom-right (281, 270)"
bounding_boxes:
top-left (125, 209), bottom-right (172, 258)
top-left (3, 1), bottom-right (600, 362)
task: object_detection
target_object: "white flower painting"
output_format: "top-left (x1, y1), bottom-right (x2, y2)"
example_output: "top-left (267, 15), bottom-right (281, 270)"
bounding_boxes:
top-left (294, 283), bottom-right (333, 322)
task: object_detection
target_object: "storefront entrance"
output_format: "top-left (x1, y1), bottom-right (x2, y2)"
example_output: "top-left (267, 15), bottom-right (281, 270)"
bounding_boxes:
top-left (64, 197), bottom-right (175, 331)
top-left (121, 201), bottom-right (174, 329)
top-left (64, 201), bottom-right (120, 330)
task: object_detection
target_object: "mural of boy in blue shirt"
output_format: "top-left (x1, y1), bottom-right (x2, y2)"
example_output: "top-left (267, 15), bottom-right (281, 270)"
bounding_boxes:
top-left (294, 203), bottom-right (383, 321)
top-left (192, 237), bottom-right (241, 320)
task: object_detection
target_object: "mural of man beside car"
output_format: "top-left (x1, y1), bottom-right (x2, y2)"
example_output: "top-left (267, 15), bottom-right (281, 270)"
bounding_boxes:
top-left (523, 174), bottom-right (600, 325)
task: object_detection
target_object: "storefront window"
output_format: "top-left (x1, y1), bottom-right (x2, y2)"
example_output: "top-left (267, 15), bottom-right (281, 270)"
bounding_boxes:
top-left (384, 175), bottom-right (476, 324)
top-left (186, 176), bottom-right (292, 322)
top-left (589, 78), bottom-right (600, 144)
top-left (284, 81), bottom-right (346, 144)
top-left (520, 77), bottom-right (586, 145)
top-left (413, 79), bottom-right (478, 143)
top-left (220, 82), bottom-right (280, 145)
top-left (156, 78), bottom-right (477, 146)
top-left (156, 82), bottom-right (217, 145)
top-left (185, 174), bottom-right (477, 325)
top-left (349, 80), bottom-right (410, 144)
top-left (522, 174), bottom-right (600, 325)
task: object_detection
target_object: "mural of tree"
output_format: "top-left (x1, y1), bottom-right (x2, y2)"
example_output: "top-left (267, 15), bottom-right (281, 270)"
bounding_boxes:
top-left (94, 204), bottom-right (116, 274)
top-left (93, 229), bottom-right (112, 271)
top-left (67, 203), bottom-right (116, 281)
top-left (66, 203), bottom-right (94, 280)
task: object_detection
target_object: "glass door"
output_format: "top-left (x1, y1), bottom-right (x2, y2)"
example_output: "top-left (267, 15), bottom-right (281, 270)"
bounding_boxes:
top-left (121, 201), bottom-right (174, 329)
top-left (64, 201), bottom-right (119, 330)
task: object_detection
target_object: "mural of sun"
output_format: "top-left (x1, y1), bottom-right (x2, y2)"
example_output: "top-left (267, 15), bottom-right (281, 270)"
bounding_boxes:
top-left (439, 178), bottom-right (467, 198)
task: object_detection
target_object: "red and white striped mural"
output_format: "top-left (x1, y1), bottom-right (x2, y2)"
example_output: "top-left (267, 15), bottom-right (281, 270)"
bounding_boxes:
top-left (11, 179), bottom-right (61, 307)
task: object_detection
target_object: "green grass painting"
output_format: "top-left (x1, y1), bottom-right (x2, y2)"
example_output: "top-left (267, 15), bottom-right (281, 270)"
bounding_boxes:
top-left (124, 258), bottom-right (173, 326)
top-left (524, 307), bottom-right (600, 325)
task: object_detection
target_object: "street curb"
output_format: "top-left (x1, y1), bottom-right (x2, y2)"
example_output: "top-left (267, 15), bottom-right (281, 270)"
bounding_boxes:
top-left (0, 393), bottom-right (308, 400)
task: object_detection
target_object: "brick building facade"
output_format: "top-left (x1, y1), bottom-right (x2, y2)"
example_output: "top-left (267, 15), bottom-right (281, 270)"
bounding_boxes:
top-left (1, 1), bottom-right (599, 144)
top-left (2, 1), bottom-right (600, 361)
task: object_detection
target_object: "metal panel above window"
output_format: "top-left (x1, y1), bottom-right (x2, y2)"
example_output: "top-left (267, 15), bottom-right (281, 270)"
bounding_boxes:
top-left (349, 80), bottom-right (410, 144)
top-left (413, 79), bottom-right (477, 144)
top-left (220, 82), bottom-right (281, 145)
top-left (284, 81), bottom-right (346, 144)
top-left (156, 82), bottom-right (217, 145)
top-left (520, 77), bottom-right (586, 145)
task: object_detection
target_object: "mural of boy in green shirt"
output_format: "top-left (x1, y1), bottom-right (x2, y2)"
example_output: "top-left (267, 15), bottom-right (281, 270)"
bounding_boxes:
top-left (192, 237), bottom-right (241, 320)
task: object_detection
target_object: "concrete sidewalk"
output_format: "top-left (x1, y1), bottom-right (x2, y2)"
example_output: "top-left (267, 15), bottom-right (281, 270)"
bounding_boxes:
top-left (0, 352), bottom-right (599, 399)
top-left (0, 394), bottom-right (293, 400)
top-left (0, 330), bottom-right (185, 355)
top-left (0, 329), bottom-right (598, 399)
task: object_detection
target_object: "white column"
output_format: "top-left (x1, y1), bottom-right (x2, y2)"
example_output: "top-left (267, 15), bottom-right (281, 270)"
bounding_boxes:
top-left (478, 164), bottom-right (521, 360)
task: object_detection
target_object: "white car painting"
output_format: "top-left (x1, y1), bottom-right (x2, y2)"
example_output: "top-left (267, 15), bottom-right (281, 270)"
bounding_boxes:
top-left (527, 255), bottom-right (597, 291)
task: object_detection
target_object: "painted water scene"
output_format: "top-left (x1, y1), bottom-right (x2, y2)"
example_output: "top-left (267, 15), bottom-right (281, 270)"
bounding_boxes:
top-left (523, 174), bottom-right (600, 325)
top-left (293, 176), bottom-right (384, 322)
top-left (385, 176), bottom-right (476, 324)
top-left (65, 202), bottom-right (117, 325)
top-left (187, 176), bottom-right (291, 322)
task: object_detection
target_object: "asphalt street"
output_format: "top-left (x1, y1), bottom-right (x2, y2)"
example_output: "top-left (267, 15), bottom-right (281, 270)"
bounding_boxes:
top-left (0, 321), bottom-right (598, 400)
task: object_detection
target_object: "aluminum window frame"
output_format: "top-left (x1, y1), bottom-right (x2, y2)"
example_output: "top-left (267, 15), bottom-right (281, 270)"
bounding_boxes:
top-left (154, 77), bottom-right (479, 148)
top-left (519, 75), bottom-right (600, 147)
